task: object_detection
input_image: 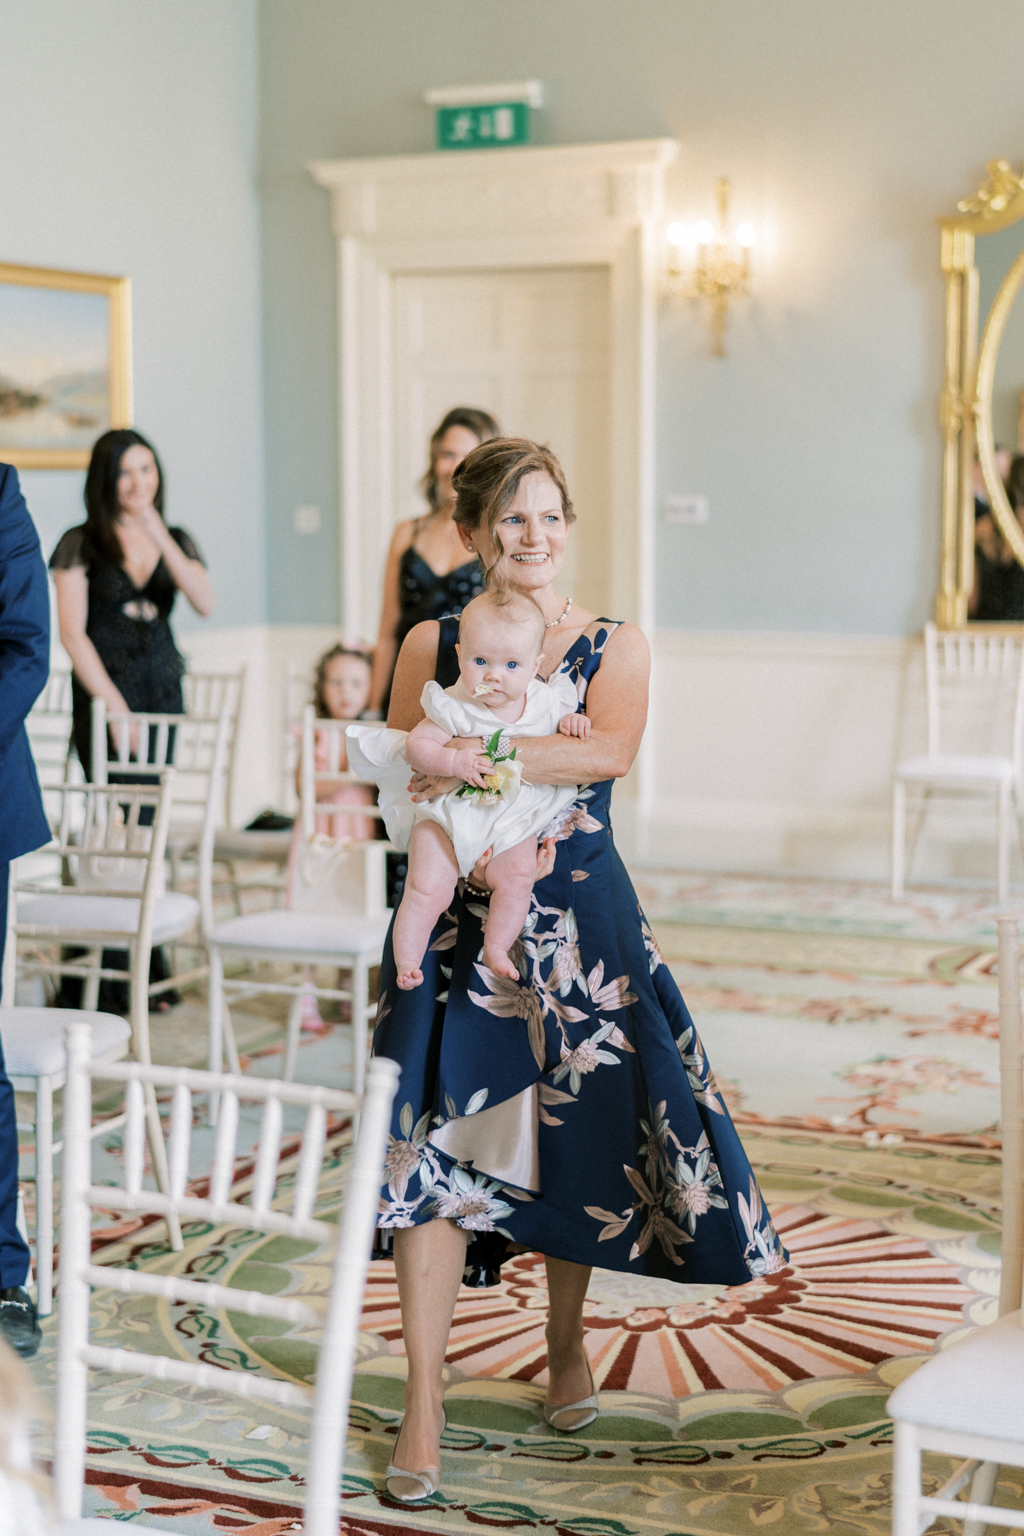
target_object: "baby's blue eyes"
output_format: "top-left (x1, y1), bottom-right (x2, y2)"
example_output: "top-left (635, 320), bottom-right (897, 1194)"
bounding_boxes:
top-left (507, 661), bottom-right (517, 670)
top-left (474, 657), bottom-right (486, 666)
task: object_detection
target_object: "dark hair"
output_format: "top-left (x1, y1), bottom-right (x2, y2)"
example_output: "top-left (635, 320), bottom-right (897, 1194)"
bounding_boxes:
top-left (313, 643), bottom-right (373, 719)
top-left (1008, 454), bottom-right (1024, 512)
top-left (84, 429), bottom-right (164, 564)
top-left (420, 407), bottom-right (500, 513)
top-left (452, 438), bottom-right (575, 578)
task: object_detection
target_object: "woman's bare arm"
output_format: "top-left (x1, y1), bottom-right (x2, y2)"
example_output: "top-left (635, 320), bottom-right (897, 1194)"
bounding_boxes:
top-left (54, 566), bottom-right (131, 713)
top-left (387, 618), bottom-right (440, 729)
top-left (370, 520), bottom-right (416, 713)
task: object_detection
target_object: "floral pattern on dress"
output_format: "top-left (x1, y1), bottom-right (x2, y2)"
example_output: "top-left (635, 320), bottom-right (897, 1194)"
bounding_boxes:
top-left (372, 618), bottom-right (787, 1288)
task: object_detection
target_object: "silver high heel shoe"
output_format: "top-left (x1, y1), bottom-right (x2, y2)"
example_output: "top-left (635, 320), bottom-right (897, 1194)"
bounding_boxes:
top-left (543, 1356), bottom-right (599, 1433)
top-left (385, 1408), bottom-right (446, 1502)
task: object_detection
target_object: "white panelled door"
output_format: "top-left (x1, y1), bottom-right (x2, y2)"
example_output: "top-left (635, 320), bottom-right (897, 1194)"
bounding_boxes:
top-left (392, 267), bottom-right (611, 619)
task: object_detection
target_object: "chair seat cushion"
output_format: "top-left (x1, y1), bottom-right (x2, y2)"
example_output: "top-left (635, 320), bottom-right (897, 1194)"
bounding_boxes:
top-left (212, 908), bottom-right (390, 958)
top-left (18, 891), bottom-right (200, 944)
top-left (887, 1310), bottom-right (1024, 1439)
top-left (0, 1008), bottom-right (131, 1077)
top-left (895, 754), bottom-right (1015, 783)
top-left (215, 828), bottom-right (294, 860)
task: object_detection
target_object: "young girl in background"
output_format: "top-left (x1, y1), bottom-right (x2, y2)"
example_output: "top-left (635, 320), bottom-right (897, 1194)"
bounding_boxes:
top-left (289, 643), bottom-right (377, 1032)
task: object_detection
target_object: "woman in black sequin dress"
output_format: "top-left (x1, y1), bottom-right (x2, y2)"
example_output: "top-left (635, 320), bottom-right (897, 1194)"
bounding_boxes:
top-left (50, 429), bottom-right (214, 774)
top-left (49, 429), bottom-right (214, 1010)
top-left (369, 407), bottom-right (499, 717)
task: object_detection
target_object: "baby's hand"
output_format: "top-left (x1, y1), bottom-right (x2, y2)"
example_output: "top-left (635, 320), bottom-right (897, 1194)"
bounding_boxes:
top-left (453, 747), bottom-right (492, 787)
top-left (559, 712), bottom-right (591, 739)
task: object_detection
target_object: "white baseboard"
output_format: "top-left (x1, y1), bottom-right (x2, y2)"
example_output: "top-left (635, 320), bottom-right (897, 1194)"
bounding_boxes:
top-left (67, 619), bottom-right (1014, 886)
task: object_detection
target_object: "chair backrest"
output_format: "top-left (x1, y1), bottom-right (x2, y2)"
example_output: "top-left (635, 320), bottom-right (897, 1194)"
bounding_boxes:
top-left (282, 663), bottom-right (316, 813)
top-left (289, 707), bottom-right (388, 915)
top-left (182, 668), bottom-right (245, 826)
top-left (53, 1023), bottom-right (400, 1535)
top-left (92, 698), bottom-right (231, 937)
top-left (300, 705), bottom-right (384, 840)
top-left (924, 622), bottom-right (1024, 766)
top-left (1, 775), bottom-right (175, 1033)
top-left (995, 914), bottom-right (1024, 1317)
top-left (26, 666), bottom-right (79, 798)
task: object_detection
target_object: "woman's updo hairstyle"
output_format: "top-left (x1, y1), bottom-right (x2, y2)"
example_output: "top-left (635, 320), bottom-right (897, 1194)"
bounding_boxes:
top-left (452, 438), bottom-right (575, 585)
top-left (420, 406), bottom-right (500, 512)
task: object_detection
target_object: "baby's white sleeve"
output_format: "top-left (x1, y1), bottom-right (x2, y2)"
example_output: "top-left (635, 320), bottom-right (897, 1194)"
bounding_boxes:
top-left (549, 670), bottom-right (583, 718)
top-left (420, 680), bottom-right (471, 736)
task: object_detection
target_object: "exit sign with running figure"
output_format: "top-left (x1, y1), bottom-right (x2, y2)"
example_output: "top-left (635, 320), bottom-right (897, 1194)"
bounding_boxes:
top-left (425, 81), bottom-right (543, 153)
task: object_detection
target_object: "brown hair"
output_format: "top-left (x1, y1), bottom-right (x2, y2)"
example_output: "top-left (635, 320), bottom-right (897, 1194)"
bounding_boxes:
top-left (420, 407), bottom-right (500, 513)
top-left (313, 643), bottom-right (372, 719)
top-left (452, 438), bottom-right (575, 578)
top-left (458, 586), bottom-right (546, 652)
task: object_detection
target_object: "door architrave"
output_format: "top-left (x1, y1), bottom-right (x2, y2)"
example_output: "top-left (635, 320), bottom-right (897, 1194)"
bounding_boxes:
top-left (310, 138), bottom-right (679, 645)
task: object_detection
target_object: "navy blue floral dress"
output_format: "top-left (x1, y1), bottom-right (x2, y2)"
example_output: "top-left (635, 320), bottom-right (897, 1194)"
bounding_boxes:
top-left (373, 618), bottom-right (786, 1287)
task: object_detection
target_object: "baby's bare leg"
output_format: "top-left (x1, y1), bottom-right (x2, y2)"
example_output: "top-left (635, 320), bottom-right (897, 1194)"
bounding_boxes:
top-left (480, 838), bottom-right (539, 980)
top-left (394, 821), bottom-right (460, 989)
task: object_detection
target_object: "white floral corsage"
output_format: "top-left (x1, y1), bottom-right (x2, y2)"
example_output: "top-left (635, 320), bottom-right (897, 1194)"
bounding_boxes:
top-left (457, 728), bottom-right (522, 806)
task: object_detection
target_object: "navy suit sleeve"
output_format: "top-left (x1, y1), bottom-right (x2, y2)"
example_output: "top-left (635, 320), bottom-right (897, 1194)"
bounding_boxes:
top-left (0, 464), bottom-right (50, 770)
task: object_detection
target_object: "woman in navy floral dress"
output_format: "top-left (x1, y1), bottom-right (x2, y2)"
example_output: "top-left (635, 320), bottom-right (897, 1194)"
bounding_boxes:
top-left (375, 440), bottom-right (785, 1499)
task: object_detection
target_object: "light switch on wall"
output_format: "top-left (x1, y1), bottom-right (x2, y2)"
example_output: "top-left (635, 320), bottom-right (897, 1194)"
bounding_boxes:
top-left (294, 504), bottom-right (321, 534)
top-left (663, 495), bottom-right (709, 524)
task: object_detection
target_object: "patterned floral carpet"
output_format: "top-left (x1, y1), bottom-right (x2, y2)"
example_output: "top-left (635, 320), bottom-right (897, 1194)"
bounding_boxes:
top-left (25, 870), bottom-right (1024, 1534)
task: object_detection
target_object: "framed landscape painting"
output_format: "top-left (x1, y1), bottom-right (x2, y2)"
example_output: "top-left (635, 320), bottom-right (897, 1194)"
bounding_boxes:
top-left (0, 261), bottom-right (132, 469)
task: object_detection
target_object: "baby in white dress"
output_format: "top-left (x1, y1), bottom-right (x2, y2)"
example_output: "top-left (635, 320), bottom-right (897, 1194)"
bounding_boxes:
top-left (348, 588), bottom-right (589, 989)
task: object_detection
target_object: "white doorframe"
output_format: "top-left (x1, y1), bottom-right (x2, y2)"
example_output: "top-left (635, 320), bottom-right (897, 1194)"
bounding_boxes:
top-left (310, 138), bottom-right (678, 645)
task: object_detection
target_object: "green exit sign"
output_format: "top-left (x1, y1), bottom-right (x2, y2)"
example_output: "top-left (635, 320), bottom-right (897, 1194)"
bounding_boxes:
top-left (436, 102), bottom-right (530, 150)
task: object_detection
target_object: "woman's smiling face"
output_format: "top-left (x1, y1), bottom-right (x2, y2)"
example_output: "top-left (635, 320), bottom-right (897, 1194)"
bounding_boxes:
top-left (469, 471), bottom-right (569, 588)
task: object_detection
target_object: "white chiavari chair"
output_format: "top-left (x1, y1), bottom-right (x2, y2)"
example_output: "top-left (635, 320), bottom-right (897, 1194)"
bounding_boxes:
top-left (52, 1022), bottom-right (399, 1536)
top-left (207, 707), bottom-right (390, 1091)
top-left (887, 911), bottom-right (1024, 1534)
top-left (892, 624), bottom-right (1024, 900)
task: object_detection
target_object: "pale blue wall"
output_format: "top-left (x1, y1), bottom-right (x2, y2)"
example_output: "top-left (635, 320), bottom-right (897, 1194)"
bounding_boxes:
top-left (258, 0), bottom-right (1024, 634)
top-left (0, 0), bottom-right (264, 634)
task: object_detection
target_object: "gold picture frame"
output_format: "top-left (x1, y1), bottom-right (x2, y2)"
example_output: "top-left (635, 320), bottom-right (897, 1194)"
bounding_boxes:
top-left (937, 161), bottom-right (1024, 627)
top-left (0, 261), bottom-right (132, 470)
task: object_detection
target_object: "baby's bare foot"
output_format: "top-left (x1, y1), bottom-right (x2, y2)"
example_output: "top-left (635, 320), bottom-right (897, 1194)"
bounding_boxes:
top-left (396, 965), bottom-right (423, 990)
top-left (482, 948), bottom-right (518, 981)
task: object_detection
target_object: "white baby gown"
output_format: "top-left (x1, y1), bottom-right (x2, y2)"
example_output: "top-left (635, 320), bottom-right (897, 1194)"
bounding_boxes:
top-left (347, 673), bottom-right (580, 877)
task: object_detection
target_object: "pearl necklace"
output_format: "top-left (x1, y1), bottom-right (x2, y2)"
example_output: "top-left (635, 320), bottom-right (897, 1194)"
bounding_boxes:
top-left (545, 596), bottom-right (573, 629)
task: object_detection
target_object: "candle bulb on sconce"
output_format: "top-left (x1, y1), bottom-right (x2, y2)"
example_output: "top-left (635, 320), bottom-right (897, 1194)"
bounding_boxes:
top-left (667, 179), bottom-right (755, 357)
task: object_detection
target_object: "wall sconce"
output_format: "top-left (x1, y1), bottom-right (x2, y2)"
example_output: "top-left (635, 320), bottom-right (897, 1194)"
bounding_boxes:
top-left (667, 178), bottom-right (755, 357)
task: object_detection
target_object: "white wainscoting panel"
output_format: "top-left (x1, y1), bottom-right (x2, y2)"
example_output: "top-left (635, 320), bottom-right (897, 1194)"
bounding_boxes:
top-left (51, 622), bottom-right (1018, 885)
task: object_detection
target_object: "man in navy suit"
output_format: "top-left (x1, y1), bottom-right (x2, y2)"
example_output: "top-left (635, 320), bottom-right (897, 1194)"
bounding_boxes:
top-left (0, 462), bottom-right (51, 1356)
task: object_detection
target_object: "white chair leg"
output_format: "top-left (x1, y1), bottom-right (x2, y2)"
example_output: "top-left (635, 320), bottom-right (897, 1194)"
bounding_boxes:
top-left (282, 989), bottom-right (304, 1084)
top-left (35, 1079), bottom-right (54, 1316)
top-left (222, 1000), bottom-right (241, 1077)
top-left (209, 947), bottom-right (225, 1075)
top-left (352, 956), bottom-right (369, 1099)
top-left (14, 1189), bottom-right (32, 1287)
top-left (82, 947), bottom-right (102, 1013)
top-left (998, 780), bottom-right (1011, 900)
top-left (891, 1421), bottom-right (922, 1536)
top-left (963, 1460), bottom-right (1001, 1536)
top-left (892, 780), bottom-right (907, 898)
top-left (143, 1082), bottom-right (183, 1252)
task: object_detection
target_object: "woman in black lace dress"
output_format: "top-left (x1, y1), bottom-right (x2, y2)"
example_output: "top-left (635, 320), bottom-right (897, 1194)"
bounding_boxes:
top-left (49, 429), bottom-right (214, 1009)
top-left (50, 429), bottom-right (214, 774)
top-left (368, 407), bottom-right (499, 716)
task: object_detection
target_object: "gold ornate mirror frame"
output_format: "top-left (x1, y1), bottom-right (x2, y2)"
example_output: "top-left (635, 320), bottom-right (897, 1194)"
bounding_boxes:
top-left (938, 159), bottom-right (1024, 627)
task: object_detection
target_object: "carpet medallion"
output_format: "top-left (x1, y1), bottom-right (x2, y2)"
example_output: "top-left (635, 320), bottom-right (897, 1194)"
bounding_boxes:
top-left (30, 1125), bottom-right (1015, 1536)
